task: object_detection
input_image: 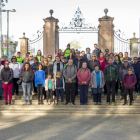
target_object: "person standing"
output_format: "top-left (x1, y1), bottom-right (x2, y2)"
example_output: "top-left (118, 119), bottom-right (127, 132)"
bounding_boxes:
top-left (1, 62), bottom-right (13, 105)
top-left (104, 58), bottom-right (118, 106)
top-left (20, 57), bottom-right (29, 73)
top-left (98, 52), bottom-right (104, 66)
top-left (119, 52), bottom-right (124, 61)
top-left (35, 64), bottom-right (46, 105)
top-left (16, 52), bottom-right (24, 65)
top-left (47, 55), bottom-right (53, 65)
top-left (9, 56), bottom-right (21, 96)
top-left (113, 55), bottom-right (122, 95)
top-left (64, 44), bottom-right (71, 57)
top-left (91, 65), bottom-right (105, 105)
top-left (81, 51), bottom-right (88, 63)
top-left (36, 50), bottom-right (42, 62)
top-left (18, 63), bottom-right (34, 105)
top-left (122, 52), bottom-right (133, 65)
top-left (29, 54), bottom-right (34, 65)
top-left (92, 44), bottom-right (102, 59)
top-left (105, 48), bottom-right (109, 56)
top-left (119, 59), bottom-right (134, 100)
top-left (0, 59), bottom-right (4, 100)
top-left (63, 57), bottom-right (68, 67)
top-left (131, 57), bottom-right (140, 96)
top-left (1, 55), bottom-right (10, 66)
top-left (77, 62), bottom-right (91, 105)
top-left (67, 52), bottom-right (75, 61)
top-left (123, 67), bottom-right (137, 105)
top-left (63, 59), bottom-right (77, 105)
top-left (85, 47), bottom-right (91, 61)
top-left (40, 56), bottom-right (44, 64)
top-left (53, 56), bottom-right (63, 78)
top-left (57, 49), bottom-right (62, 57)
top-left (88, 54), bottom-right (101, 72)
top-left (110, 53), bottom-right (115, 62)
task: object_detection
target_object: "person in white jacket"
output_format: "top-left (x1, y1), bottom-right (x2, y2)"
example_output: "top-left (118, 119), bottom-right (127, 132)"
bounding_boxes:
top-left (9, 56), bottom-right (21, 96)
top-left (0, 58), bottom-right (4, 100)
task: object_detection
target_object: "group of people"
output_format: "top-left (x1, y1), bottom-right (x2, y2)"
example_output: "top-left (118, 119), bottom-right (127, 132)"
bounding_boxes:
top-left (0, 43), bottom-right (139, 106)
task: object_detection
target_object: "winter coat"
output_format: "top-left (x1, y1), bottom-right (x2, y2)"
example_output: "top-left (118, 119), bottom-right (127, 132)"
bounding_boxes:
top-left (55, 77), bottom-right (65, 89)
top-left (43, 65), bottom-right (53, 76)
top-left (119, 64), bottom-right (134, 81)
top-left (1, 67), bottom-right (13, 83)
top-left (113, 61), bottom-right (122, 73)
top-left (53, 62), bottom-right (63, 76)
top-left (19, 70), bottom-right (34, 83)
top-left (123, 74), bottom-right (137, 89)
top-left (85, 53), bottom-right (91, 61)
top-left (9, 62), bottom-right (21, 78)
top-left (101, 61), bottom-right (109, 73)
top-left (131, 62), bottom-right (140, 80)
top-left (0, 64), bottom-right (4, 80)
top-left (92, 48), bottom-right (102, 59)
top-left (45, 78), bottom-right (55, 91)
top-left (88, 60), bottom-right (101, 72)
top-left (77, 68), bottom-right (91, 85)
top-left (74, 56), bottom-right (84, 70)
top-left (67, 55), bottom-right (75, 61)
top-left (63, 64), bottom-right (77, 83)
top-left (90, 70), bottom-right (105, 88)
top-left (104, 64), bottom-right (118, 81)
top-left (98, 57), bottom-right (104, 66)
top-left (32, 62), bottom-right (40, 72)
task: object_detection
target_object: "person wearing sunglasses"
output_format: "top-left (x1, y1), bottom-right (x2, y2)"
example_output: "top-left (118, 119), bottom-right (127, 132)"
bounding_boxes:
top-left (88, 54), bottom-right (101, 72)
top-left (29, 54), bottom-right (34, 65)
top-left (131, 57), bottom-right (140, 96)
top-left (1, 62), bottom-right (13, 105)
top-left (47, 55), bottom-right (53, 65)
top-left (119, 58), bottom-right (134, 100)
top-left (123, 67), bottom-right (137, 105)
top-left (9, 56), bottom-right (21, 96)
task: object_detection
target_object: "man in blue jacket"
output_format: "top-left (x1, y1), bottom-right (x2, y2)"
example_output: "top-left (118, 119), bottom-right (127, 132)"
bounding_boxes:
top-left (131, 57), bottom-right (140, 96)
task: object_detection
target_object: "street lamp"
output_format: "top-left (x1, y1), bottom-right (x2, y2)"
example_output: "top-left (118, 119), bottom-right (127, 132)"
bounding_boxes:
top-left (1, 9), bottom-right (16, 57)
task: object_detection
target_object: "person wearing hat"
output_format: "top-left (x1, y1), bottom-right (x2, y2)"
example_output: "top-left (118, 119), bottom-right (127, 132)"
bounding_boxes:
top-left (64, 44), bottom-right (71, 57)
top-left (63, 57), bottom-right (68, 67)
top-left (1, 55), bottom-right (10, 66)
top-left (16, 52), bottom-right (24, 65)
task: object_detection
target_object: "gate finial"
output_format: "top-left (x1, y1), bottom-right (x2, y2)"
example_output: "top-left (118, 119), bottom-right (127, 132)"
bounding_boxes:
top-left (133, 32), bottom-right (136, 38)
top-left (104, 8), bottom-right (108, 16)
top-left (49, 9), bottom-right (54, 17)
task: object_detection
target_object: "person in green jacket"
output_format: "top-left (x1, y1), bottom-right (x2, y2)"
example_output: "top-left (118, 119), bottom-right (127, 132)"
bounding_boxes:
top-left (119, 52), bottom-right (124, 61)
top-left (16, 52), bottom-right (24, 65)
top-left (104, 58), bottom-right (118, 106)
top-left (36, 50), bottom-right (42, 62)
top-left (64, 44), bottom-right (71, 57)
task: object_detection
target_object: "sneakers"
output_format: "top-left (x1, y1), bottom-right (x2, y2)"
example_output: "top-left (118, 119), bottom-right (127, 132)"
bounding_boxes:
top-left (65, 102), bottom-right (70, 105)
top-left (129, 103), bottom-right (132, 106)
top-left (85, 103), bottom-right (87, 105)
top-left (33, 92), bottom-right (37, 96)
top-left (9, 102), bottom-right (11, 105)
top-left (51, 102), bottom-right (54, 105)
top-left (23, 102), bottom-right (26, 105)
top-left (46, 102), bottom-right (49, 105)
top-left (112, 102), bottom-right (115, 106)
top-left (61, 102), bottom-right (64, 105)
top-left (120, 97), bottom-right (124, 100)
top-left (134, 92), bottom-right (139, 96)
top-left (80, 103), bottom-right (83, 105)
top-left (71, 102), bottom-right (75, 105)
top-left (0, 96), bottom-right (2, 100)
top-left (94, 102), bottom-right (97, 105)
top-left (27, 102), bottom-right (30, 105)
top-left (122, 103), bottom-right (126, 105)
top-left (16, 93), bottom-right (19, 96)
top-left (5, 102), bottom-right (8, 105)
top-left (106, 102), bottom-right (110, 105)
top-left (56, 102), bottom-right (58, 105)
top-left (98, 102), bottom-right (101, 105)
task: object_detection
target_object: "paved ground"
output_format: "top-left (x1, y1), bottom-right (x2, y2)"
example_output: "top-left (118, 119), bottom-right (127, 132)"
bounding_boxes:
top-left (0, 115), bottom-right (140, 140)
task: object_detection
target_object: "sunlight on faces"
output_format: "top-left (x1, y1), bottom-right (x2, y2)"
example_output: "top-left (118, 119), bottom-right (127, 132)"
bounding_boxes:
top-left (68, 59), bottom-right (73, 66)
top-left (82, 62), bottom-right (87, 69)
top-left (5, 62), bottom-right (9, 67)
top-left (124, 60), bottom-right (128, 66)
top-left (125, 52), bottom-right (128, 58)
top-left (29, 55), bottom-right (33, 60)
top-left (57, 71), bottom-right (61, 77)
top-left (44, 59), bottom-right (48, 65)
top-left (38, 64), bottom-right (42, 70)
top-left (92, 55), bottom-right (96, 60)
top-left (86, 48), bottom-right (90, 53)
top-left (48, 55), bottom-right (52, 61)
top-left (100, 53), bottom-right (104, 58)
top-left (48, 74), bottom-right (52, 79)
top-left (94, 44), bottom-right (98, 49)
top-left (24, 58), bottom-right (29, 63)
top-left (108, 58), bottom-right (113, 64)
top-left (56, 56), bottom-right (60, 63)
top-left (17, 53), bottom-right (20, 58)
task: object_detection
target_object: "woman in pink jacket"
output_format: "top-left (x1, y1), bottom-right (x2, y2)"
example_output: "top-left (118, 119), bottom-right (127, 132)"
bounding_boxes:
top-left (77, 62), bottom-right (91, 105)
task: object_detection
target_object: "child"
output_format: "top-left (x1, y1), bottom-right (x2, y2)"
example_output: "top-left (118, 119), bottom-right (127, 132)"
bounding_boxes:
top-left (90, 65), bottom-right (105, 105)
top-left (35, 64), bottom-right (46, 105)
top-left (123, 67), bottom-right (137, 105)
top-left (45, 74), bottom-right (55, 105)
top-left (55, 71), bottom-right (65, 105)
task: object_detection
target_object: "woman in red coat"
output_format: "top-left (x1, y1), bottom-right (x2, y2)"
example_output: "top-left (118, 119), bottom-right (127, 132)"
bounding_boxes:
top-left (77, 62), bottom-right (91, 105)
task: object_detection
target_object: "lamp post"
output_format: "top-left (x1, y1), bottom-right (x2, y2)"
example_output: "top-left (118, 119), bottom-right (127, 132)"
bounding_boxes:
top-left (1, 9), bottom-right (16, 57)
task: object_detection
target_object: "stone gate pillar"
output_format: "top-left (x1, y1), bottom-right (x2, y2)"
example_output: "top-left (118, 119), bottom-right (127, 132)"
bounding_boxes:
top-left (98, 8), bottom-right (114, 53)
top-left (19, 33), bottom-right (28, 58)
top-left (43, 10), bottom-right (59, 59)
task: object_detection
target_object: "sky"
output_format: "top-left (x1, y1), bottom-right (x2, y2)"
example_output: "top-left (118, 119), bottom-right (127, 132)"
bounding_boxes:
top-left (2, 0), bottom-right (140, 52)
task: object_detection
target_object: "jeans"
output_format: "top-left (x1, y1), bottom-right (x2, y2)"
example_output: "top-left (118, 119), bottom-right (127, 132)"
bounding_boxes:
top-left (79, 85), bottom-right (89, 104)
top-left (12, 78), bottom-right (19, 95)
top-left (2, 83), bottom-right (13, 103)
top-left (65, 83), bottom-right (76, 103)
top-left (0, 80), bottom-right (3, 96)
top-left (124, 88), bottom-right (133, 104)
top-left (106, 80), bottom-right (116, 102)
top-left (92, 87), bottom-right (102, 102)
top-left (22, 82), bottom-right (32, 102)
top-left (56, 88), bottom-right (64, 102)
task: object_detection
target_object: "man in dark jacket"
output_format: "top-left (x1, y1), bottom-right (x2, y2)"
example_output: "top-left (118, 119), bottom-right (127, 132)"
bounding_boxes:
top-left (85, 47), bottom-right (91, 61)
top-left (92, 44), bottom-right (102, 59)
top-left (81, 51), bottom-right (88, 63)
top-left (119, 59), bottom-right (134, 99)
top-left (122, 52), bottom-right (133, 65)
top-left (104, 58), bottom-right (118, 106)
top-left (131, 57), bottom-right (140, 96)
top-left (74, 51), bottom-right (84, 95)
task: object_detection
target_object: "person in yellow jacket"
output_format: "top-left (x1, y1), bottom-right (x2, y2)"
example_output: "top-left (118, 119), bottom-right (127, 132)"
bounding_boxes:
top-left (64, 44), bottom-right (71, 57)
top-left (35, 50), bottom-right (42, 62)
top-left (16, 52), bottom-right (24, 65)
